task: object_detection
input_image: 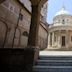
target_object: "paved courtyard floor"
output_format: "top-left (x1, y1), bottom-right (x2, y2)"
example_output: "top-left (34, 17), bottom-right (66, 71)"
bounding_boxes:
top-left (40, 51), bottom-right (72, 56)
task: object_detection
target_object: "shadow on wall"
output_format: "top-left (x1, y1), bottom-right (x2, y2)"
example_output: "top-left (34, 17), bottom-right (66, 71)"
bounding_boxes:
top-left (0, 48), bottom-right (35, 72)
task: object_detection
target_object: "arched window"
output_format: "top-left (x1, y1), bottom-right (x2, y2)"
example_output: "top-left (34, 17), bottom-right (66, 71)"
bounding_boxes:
top-left (23, 31), bottom-right (28, 37)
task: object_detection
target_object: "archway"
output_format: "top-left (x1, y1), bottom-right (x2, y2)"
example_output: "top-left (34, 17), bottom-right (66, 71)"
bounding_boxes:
top-left (0, 20), bottom-right (8, 48)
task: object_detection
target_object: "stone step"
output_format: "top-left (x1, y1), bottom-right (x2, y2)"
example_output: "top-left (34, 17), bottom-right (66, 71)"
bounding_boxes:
top-left (37, 60), bottom-right (72, 66)
top-left (37, 60), bottom-right (72, 62)
top-left (37, 62), bottom-right (72, 66)
top-left (33, 56), bottom-right (72, 72)
top-left (33, 66), bottom-right (72, 72)
top-left (39, 56), bottom-right (72, 60)
top-left (33, 66), bottom-right (72, 69)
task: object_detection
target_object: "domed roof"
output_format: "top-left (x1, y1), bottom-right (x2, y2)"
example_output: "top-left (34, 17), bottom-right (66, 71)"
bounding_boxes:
top-left (54, 6), bottom-right (70, 17)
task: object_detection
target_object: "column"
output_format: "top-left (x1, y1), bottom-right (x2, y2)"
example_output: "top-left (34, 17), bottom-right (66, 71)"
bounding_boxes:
top-left (66, 30), bottom-right (69, 49)
top-left (28, 0), bottom-right (48, 63)
top-left (58, 31), bottom-right (61, 48)
top-left (27, 5), bottom-right (40, 48)
top-left (52, 32), bottom-right (54, 47)
top-left (47, 33), bottom-right (50, 49)
top-left (27, 4), bottom-right (41, 63)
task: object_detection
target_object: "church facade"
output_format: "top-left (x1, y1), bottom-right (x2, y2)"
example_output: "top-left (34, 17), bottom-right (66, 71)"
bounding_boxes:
top-left (47, 7), bottom-right (72, 51)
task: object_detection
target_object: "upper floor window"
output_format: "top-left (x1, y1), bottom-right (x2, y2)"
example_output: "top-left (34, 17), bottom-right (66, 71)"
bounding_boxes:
top-left (19, 13), bottom-right (23, 21)
top-left (23, 31), bottom-right (28, 37)
top-left (50, 33), bottom-right (52, 46)
top-left (62, 19), bottom-right (65, 24)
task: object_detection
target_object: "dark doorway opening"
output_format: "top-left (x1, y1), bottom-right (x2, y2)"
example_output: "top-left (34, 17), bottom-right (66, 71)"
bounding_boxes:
top-left (62, 36), bottom-right (65, 47)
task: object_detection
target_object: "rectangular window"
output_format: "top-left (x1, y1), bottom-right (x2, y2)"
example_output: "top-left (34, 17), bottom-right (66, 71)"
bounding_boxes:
top-left (62, 36), bottom-right (65, 46)
top-left (50, 33), bottom-right (52, 46)
top-left (62, 19), bottom-right (65, 24)
top-left (19, 13), bottom-right (23, 20)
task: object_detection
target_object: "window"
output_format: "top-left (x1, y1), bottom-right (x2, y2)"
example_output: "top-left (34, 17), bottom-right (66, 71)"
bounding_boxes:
top-left (62, 36), bottom-right (65, 46)
top-left (54, 35), bottom-right (56, 42)
top-left (50, 33), bottom-right (52, 46)
top-left (62, 19), bottom-right (65, 24)
top-left (19, 13), bottom-right (23, 20)
top-left (23, 31), bottom-right (28, 37)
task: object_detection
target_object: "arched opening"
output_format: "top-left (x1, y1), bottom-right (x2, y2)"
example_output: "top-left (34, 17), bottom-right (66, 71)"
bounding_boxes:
top-left (23, 31), bottom-right (29, 37)
top-left (0, 20), bottom-right (8, 48)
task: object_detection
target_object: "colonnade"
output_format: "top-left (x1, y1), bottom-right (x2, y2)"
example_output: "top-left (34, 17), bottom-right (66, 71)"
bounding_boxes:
top-left (48, 30), bottom-right (70, 50)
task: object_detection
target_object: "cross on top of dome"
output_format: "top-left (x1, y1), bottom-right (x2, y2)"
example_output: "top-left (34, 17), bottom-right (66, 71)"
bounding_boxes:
top-left (54, 5), bottom-right (70, 17)
top-left (61, 5), bottom-right (65, 10)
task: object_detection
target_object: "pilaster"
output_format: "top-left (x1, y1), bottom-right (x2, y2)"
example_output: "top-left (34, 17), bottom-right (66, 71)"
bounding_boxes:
top-left (66, 30), bottom-right (69, 49)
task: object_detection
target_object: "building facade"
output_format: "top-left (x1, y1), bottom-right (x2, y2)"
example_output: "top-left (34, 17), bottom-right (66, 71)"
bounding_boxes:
top-left (0, 0), bottom-right (48, 49)
top-left (47, 6), bottom-right (72, 51)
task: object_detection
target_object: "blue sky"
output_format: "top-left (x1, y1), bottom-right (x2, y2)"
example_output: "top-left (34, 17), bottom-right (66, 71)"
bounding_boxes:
top-left (47, 0), bottom-right (72, 24)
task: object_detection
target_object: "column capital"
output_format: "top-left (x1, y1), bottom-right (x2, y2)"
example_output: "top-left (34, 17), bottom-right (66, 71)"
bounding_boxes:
top-left (30, 0), bottom-right (48, 9)
top-left (31, 4), bottom-right (41, 12)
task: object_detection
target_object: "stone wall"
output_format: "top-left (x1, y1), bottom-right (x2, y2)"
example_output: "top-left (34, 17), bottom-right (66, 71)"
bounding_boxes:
top-left (0, 0), bottom-right (48, 49)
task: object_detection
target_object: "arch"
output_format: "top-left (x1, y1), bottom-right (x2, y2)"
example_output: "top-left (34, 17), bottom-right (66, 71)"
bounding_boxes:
top-left (0, 19), bottom-right (8, 48)
top-left (23, 31), bottom-right (29, 37)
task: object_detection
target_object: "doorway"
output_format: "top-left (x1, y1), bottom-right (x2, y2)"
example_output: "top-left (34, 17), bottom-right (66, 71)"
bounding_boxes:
top-left (61, 36), bottom-right (66, 47)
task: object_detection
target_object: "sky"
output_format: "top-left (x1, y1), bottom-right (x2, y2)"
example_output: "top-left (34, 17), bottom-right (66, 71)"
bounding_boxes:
top-left (47, 0), bottom-right (72, 24)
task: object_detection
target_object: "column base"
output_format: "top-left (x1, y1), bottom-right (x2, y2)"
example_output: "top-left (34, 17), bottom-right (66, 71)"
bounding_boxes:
top-left (26, 46), bottom-right (40, 63)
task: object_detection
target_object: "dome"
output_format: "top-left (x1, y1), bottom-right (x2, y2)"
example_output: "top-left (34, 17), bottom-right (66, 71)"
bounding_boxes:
top-left (54, 6), bottom-right (70, 17)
